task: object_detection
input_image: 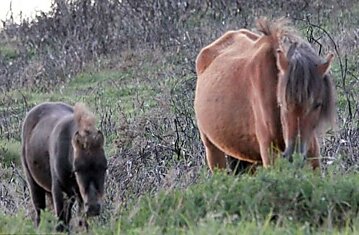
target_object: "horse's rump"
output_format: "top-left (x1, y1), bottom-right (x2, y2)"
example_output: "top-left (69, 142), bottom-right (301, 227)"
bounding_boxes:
top-left (22, 102), bottom-right (74, 191)
top-left (196, 29), bottom-right (261, 75)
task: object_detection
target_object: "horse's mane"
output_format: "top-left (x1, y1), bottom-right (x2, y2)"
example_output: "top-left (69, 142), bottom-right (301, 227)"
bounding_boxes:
top-left (256, 17), bottom-right (336, 128)
top-left (74, 103), bottom-right (97, 135)
top-left (255, 17), bottom-right (301, 51)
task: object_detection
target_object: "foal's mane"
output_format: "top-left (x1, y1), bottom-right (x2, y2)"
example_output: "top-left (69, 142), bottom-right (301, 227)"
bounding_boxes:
top-left (74, 103), bottom-right (97, 135)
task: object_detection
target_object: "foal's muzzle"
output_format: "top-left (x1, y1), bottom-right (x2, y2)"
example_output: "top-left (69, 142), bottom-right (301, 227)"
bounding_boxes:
top-left (85, 202), bottom-right (101, 217)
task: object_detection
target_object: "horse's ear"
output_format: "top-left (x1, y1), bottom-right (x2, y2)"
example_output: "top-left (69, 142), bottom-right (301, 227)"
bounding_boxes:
top-left (276, 49), bottom-right (288, 74)
top-left (95, 130), bottom-right (105, 148)
top-left (73, 131), bottom-right (86, 150)
top-left (317, 53), bottom-right (334, 77)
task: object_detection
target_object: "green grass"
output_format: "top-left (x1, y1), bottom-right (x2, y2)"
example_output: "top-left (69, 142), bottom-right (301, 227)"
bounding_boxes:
top-left (1, 160), bottom-right (359, 234)
top-left (0, 41), bottom-right (19, 61)
top-left (0, 140), bottom-right (21, 167)
top-left (0, 66), bottom-right (159, 151)
top-left (0, 210), bottom-right (58, 235)
top-left (116, 159), bottom-right (359, 234)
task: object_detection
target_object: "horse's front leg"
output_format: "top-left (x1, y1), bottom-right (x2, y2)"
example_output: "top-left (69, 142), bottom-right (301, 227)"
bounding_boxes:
top-left (77, 196), bottom-right (84, 216)
top-left (308, 135), bottom-right (321, 171)
top-left (255, 123), bottom-right (274, 168)
top-left (73, 192), bottom-right (89, 230)
top-left (65, 195), bottom-right (76, 225)
top-left (259, 143), bottom-right (271, 168)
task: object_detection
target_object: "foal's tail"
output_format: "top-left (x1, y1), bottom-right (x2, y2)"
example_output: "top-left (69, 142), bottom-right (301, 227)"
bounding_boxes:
top-left (74, 103), bottom-right (97, 135)
top-left (256, 17), bottom-right (300, 50)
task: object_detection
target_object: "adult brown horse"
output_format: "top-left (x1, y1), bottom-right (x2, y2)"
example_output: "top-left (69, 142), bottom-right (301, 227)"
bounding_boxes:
top-left (194, 18), bottom-right (336, 172)
top-left (21, 102), bottom-right (107, 231)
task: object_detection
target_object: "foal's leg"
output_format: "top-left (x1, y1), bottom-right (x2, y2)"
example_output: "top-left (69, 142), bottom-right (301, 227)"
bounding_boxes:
top-left (65, 195), bottom-right (76, 225)
top-left (46, 192), bottom-right (53, 211)
top-left (200, 132), bottom-right (226, 172)
top-left (52, 180), bottom-right (66, 231)
top-left (77, 195), bottom-right (84, 216)
top-left (24, 172), bottom-right (46, 226)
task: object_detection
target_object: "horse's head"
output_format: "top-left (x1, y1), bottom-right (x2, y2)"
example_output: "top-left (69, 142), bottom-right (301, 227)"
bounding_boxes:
top-left (72, 130), bottom-right (107, 217)
top-left (276, 42), bottom-right (335, 161)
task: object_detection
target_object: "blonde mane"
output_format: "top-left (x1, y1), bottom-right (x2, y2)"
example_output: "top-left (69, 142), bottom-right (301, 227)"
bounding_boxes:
top-left (74, 103), bottom-right (97, 135)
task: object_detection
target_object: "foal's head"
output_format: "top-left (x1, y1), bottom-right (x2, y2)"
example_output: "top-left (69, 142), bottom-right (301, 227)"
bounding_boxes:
top-left (72, 130), bottom-right (107, 216)
top-left (276, 42), bottom-right (336, 160)
top-left (72, 103), bottom-right (107, 217)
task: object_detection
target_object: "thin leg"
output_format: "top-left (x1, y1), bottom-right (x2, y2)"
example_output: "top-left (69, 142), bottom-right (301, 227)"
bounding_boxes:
top-left (255, 122), bottom-right (274, 168)
top-left (25, 172), bottom-right (46, 227)
top-left (46, 192), bottom-right (53, 211)
top-left (200, 132), bottom-right (226, 172)
top-left (227, 156), bottom-right (253, 175)
top-left (52, 180), bottom-right (66, 231)
top-left (65, 195), bottom-right (76, 225)
top-left (308, 136), bottom-right (321, 171)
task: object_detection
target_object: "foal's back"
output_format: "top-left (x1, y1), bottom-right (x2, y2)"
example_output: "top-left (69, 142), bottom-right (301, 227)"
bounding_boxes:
top-left (22, 102), bottom-right (73, 191)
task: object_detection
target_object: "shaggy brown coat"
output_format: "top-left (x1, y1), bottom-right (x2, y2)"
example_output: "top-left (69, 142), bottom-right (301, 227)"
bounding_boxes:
top-left (194, 18), bottom-right (335, 172)
top-left (21, 102), bottom-right (107, 231)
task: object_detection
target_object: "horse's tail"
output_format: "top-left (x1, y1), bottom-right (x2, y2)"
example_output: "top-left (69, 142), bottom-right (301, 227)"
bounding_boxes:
top-left (74, 103), bottom-right (96, 135)
top-left (256, 17), bottom-right (299, 50)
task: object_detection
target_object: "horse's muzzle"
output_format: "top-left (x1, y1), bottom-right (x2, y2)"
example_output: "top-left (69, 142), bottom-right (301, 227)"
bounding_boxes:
top-left (282, 140), bottom-right (307, 162)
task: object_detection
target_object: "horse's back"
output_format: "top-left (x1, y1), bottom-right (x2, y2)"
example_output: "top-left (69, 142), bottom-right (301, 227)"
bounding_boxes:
top-left (22, 102), bottom-right (74, 191)
top-left (196, 29), bottom-right (260, 75)
top-left (23, 102), bottom-right (73, 145)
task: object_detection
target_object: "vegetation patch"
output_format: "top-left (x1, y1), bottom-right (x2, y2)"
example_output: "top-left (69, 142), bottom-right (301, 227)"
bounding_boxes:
top-left (118, 160), bottom-right (359, 233)
top-left (0, 140), bottom-right (21, 167)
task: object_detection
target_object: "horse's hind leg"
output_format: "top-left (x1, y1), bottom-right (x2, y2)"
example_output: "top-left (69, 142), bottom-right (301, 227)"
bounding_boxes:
top-left (200, 132), bottom-right (226, 172)
top-left (24, 170), bottom-right (46, 226)
top-left (227, 156), bottom-right (253, 175)
top-left (46, 192), bottom-right (53, 210)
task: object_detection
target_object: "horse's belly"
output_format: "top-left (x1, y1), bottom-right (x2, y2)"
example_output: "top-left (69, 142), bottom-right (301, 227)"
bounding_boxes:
top-left (195, 94), bottom-right (261, 162)
top-left (201, 117), bottom-right (262, 162)
top-left (26, 132), bottom-right (52, 192)
top-left (195, 57), bottom-right (265, 162)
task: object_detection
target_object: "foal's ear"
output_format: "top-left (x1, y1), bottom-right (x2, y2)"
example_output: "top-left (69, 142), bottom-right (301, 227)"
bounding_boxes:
top-left (73, 131), bottom-right (87, 150)
top-left (95, 130), bottom-right (105, 148)
top-left (276, 49), bottom-right (288, 74)
top-left (317, 53), bottom-right (334, 77)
